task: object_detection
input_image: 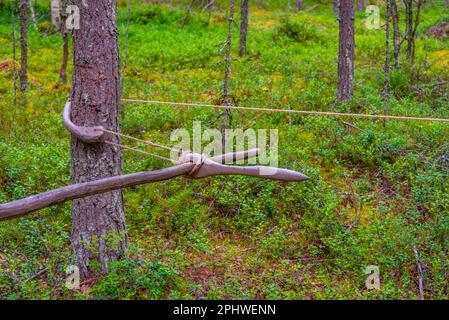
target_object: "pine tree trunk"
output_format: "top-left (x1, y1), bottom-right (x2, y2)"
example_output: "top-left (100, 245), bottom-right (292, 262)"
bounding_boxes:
top-left (391, 0), bottom-right (401, 67)
top-left (383, 0), bottom-right (391, 128)
top-left (337, 0), bottom-right (354, 102)
top-left (239, 0), bottom-right (249, 56)
top-left (19, 0), bottom-right (27, 93)
top-left (70, 0), bottom-right (126, 278)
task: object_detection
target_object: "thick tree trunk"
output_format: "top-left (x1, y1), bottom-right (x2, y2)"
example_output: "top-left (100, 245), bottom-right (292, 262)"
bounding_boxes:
top-left (239, 0), bottom-right (249, 56)
top-left (337, 0), bottom-right (355, 102)
top-left (70, 0), bottom-right (126, 278)
top-left (19, 0), bottom-right (27, 93)
top-left (391, 0), bottom-right (401, 67)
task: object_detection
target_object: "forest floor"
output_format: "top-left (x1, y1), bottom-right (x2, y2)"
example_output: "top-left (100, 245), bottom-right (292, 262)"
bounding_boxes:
top-left (0, 0), bottom-right (449, 299)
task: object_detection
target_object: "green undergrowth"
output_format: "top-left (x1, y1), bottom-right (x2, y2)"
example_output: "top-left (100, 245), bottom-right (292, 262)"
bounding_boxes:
top-left (0, 0), bottom-right (448, 299)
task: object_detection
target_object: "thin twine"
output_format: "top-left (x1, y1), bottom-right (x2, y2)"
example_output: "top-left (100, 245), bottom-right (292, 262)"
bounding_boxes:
top-left (121, 98), bottom-right (449, 123)
top-left (104, 140), bottom-right (176, 163)
top-left (98, 127), bottom-right (179, 152)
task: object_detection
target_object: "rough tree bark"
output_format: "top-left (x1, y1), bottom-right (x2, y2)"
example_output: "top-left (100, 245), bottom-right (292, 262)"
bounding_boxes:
top-left (391, 0), bottom-right (401, 67)
top-left (337, 0), bottom-right (355, 102)
top-left (19, 0), bottom-right (27, 93)
top-left (70, 0), bottom-right (126, 278)
top-left (239, 0), bottom-right (249, 56)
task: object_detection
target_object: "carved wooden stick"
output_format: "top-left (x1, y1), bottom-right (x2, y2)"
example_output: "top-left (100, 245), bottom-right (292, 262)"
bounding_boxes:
top-left (0, 163), bottom-right (194, 221)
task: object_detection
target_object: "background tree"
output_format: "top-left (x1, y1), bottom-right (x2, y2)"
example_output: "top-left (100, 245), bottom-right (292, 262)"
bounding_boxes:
top-left (19, 0), bottom-right (27, 93)
top-left (11, 0), bottom-right (17, 103)
top-left (59, 0), bottom-right (69, 84)
top-left (391, 0), bottom-right (401, 67)
top-left (296, 0), bottom-right (302, 11)
top-left (337, 0), bottom-right (355, 102)
top-left (70, 0), bottom-right (126, 278)
top-left (239, 0), bottom-right (249, 56)
top-left (333, 0), bottom-right (340, 13)
top-left (358, 0), bottom-right (364, 11)
top-left (28, 0), bottom-right (37, 29)
top-left (222, 0), bottom-right (235, 151)
top-left (384, 0), bottom-right (391, 127)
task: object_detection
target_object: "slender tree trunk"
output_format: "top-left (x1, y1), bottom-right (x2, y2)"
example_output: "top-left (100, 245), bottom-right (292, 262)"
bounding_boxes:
top-left (182, 0), bottom-right (195, 26)
top-left (391, 0), bottom-right (401, 67)
top-left (60, 32), bottom-right (68, 84)
top-left (239, 0), bottom-right (249, 56)
top-left (19, 0), bottom-right (27, 93)
top-left (121, 1), bottom-right (131, 93)
top-left (410, 0), bottom-right (424, 67)
top-left (70, 0), bottom-right (126, 278)
top-left (51, 0), bottom-right (61, 30)
top-left (60, 0), bottom-right (69, 84)
top-left (333, 0), bottom-right (340, 14)
top-left (11, 1), bottom-right (17, 104)
top-left (296, 0), bottom-right (302, 11)
top-left (383, 0), bottom-right (391, 128)
top-left (357, 0), bottom-right (364, 11)
top-left (337, 0), bottom-right (355, 102)
top-left (404, 0), bottom-right (413, 64)
top-left (28, 0), bottom-right (37, 29)
top-left (222, 0), bottom-right (235, 152)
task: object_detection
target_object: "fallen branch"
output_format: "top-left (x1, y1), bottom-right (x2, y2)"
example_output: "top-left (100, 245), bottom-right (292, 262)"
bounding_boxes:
top-left (413, 245), bottom-right (425, 300)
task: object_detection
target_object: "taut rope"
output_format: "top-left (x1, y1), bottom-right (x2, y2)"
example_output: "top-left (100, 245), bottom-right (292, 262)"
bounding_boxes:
top-left (121, 98), bottom-right (449, 124)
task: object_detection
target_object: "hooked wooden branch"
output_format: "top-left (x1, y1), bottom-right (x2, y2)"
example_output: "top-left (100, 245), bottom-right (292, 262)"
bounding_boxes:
top-left (63, 100), bottom-right (105, 143)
